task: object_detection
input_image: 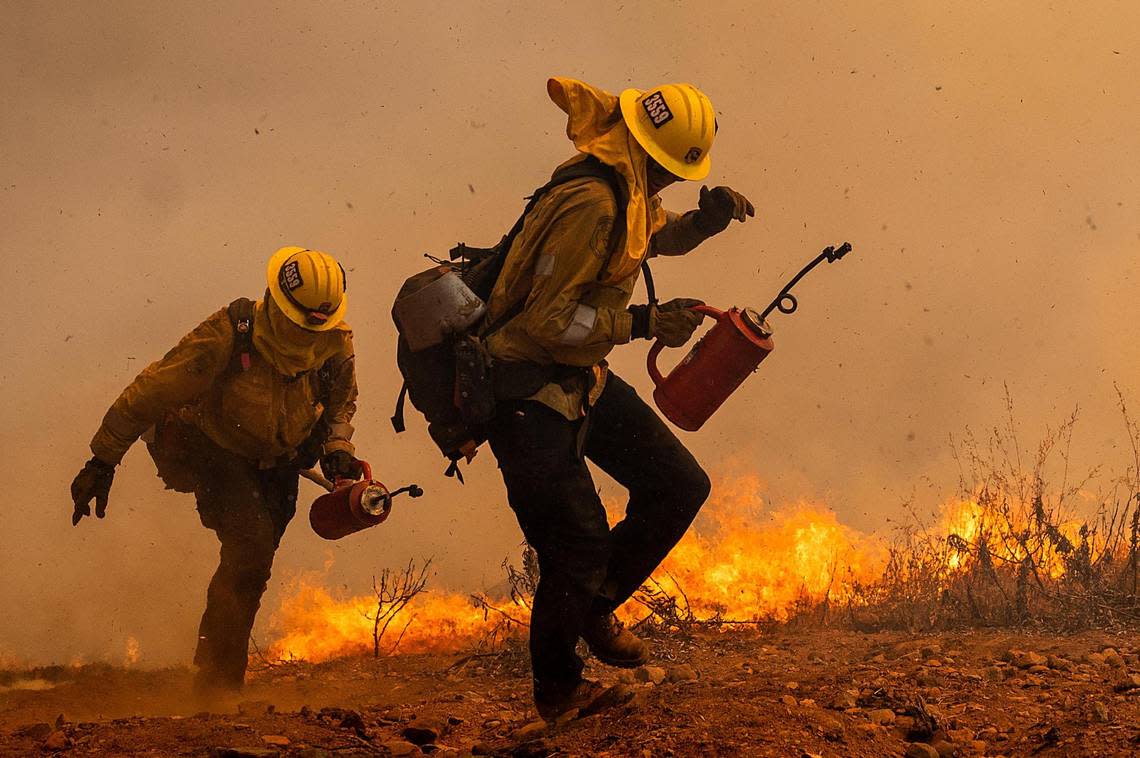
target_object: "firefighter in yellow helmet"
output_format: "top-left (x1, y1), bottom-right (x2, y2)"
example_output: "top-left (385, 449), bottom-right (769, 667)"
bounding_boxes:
top-left (480, 79), bottom-right (754, 720)
top-left (70, 247), bottom-right (362, 695)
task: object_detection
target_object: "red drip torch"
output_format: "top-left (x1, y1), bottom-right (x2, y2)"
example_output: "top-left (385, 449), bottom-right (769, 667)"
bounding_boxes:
top-left (307, 461), bottom-right (423, 541)
top-left (648, 242), bottom-right (852, 431)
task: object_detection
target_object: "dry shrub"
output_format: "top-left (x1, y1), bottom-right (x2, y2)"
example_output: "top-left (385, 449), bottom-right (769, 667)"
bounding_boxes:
top-left (627, 386), bottom-right (1140, 634)
top-left (467, 546), bottom-right (539, 653)
top-left (844, 385), bottom-right (1140, 631)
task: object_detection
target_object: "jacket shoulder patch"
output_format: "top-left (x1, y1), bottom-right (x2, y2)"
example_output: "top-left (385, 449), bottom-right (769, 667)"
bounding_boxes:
top-left (589, 215), bottom-right (615, 259)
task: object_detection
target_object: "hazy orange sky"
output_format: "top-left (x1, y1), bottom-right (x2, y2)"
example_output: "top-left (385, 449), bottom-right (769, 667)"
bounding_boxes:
top-left (2, 1), bottom-right (1137, 665)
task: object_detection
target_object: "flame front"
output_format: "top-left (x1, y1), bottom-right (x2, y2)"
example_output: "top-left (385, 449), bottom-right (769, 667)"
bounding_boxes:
top-left (266, 474), bottom-right (1101, 663)
top-left (267, 474), bottom-right (892, 662)
top-left (268, 583), bottom-right (497, 662)
top-left (653, 500), bottom-right (889, 622)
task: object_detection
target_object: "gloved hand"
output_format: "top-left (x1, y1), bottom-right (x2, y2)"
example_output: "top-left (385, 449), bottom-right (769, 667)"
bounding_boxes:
top-left (71, 456), bottom-right (116, 526)
top-left (320, 450), bottom-right (364, 482)
top-left (629, 298), bottom-right (707, 347)
top-left (693, 185), bottom-right (755, 236)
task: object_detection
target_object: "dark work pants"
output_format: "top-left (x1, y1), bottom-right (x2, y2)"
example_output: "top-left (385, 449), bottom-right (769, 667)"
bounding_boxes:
top-left (486, 372), bottom-right (711, 701)
top-left (149, 420), bottom-right (298, 690)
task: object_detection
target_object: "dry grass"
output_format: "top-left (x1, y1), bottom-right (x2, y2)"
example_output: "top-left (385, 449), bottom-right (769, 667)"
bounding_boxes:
top-left (624, 385), bottom-right (1140, 636)
top-left (840, 385), bottom-right (1140, 632)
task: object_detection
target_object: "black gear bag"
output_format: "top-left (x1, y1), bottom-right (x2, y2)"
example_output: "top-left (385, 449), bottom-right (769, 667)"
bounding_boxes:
top-left (390, 156), bottom-right (631, 482)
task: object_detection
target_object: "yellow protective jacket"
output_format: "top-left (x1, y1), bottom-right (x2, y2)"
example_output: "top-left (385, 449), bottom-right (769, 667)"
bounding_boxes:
top-left (483, 161), bottom-right (707, 419)
top-left (90, 303), bottom-right (357, 467)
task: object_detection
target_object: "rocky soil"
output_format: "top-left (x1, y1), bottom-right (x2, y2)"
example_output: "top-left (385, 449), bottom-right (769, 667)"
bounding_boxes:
top-left (4, 628), bottom-right (1140, 756)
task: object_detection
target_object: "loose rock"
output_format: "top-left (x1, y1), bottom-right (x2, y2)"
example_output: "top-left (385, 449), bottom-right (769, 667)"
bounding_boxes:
top-left (904, 743), bottom-right (940, 758)
top-left (1015, 651), bottom-right (1046, 669)
top-left (511, 720), bottom-right (547, 741)
top-left (43, 730), bottom-right (71, 751)
top-left (931, 739), bottom-right (956, 757)
top-left (1113, 673), bottom-right (1140, 692)
top-left (381, 741), bottom-right (422, 757)
top-left (1047, 655), bottom-right (1074, 672)
top-left (634, 666), bottom-right (666, 685)
top-left (402, 725), bottom-right (441, 745)
top-left (260, 735), bottom-right (291, 747)
top-left (868, 708), bottom-right (896, 726)
top-left (815, 714), bottom-right (844, 741)
top-left (830, 691), bottom-right (858, 710)
top-left (666, 664), bottom-right (698, 683)
top-left (580, 683), bottom-right (636, 716)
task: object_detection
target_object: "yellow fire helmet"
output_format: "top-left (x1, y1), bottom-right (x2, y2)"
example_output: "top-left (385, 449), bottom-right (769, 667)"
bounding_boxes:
top-left (619, 83), bottom-right (717, 181)
top-left (265, 246), bottom-right (348, 331)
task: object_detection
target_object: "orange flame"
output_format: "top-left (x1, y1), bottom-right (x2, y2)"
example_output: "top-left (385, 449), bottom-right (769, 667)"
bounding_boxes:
top-left (266, 474), bottom-right (892, 662)
top-left (124, 636), bottom-right (141, 667)
top-left (266, 473), bottom-right (1108, 663)
top-left (268, 583), bottom-right (497, 662)
top-left (937, 495), bottom-right (1092, 579)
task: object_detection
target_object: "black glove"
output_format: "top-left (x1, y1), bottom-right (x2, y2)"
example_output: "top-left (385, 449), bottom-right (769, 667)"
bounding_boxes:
top-left (320, 450), bottom-right (363, 482)
top-left (71, 457), bottom-right (115, 526)
top-left (693, 185), bottom-right (755, 236)
top-left (629, 298), bottom-right (706, 347)
top-left (295, 421), bottom-right (329, 470)
top-left (655, 298), bottom-right (707, 347)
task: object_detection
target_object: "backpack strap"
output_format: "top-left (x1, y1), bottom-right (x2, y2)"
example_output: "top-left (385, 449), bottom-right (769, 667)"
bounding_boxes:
top-left (391, 381), bottom-right (409, 433)
top-left (226, 297), bottom-right (256, 373)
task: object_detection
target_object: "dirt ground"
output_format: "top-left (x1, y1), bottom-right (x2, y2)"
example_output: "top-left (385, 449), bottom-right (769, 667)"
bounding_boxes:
top-left (3, 628), bottom-right (1140, 757)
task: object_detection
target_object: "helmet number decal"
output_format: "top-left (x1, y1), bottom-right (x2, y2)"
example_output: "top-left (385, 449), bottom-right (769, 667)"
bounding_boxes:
top-left (642, 91), bottom-right (674, 128)
top-left (280, 261), bottom-right (303, 291)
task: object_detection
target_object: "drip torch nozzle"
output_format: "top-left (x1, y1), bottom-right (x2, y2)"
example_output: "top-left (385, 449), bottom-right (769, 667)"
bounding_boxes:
top-left (760, 241), bottom-right (853, 322)
top-left (827, 241), bottom-right (853, 262)
top-left (390, 484), bottom-right (424, 499)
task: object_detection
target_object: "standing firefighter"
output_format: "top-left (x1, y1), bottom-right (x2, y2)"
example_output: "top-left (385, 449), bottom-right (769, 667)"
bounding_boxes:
top-left (484, 78), bottom-right (755, 719)
top-left (69, 247), bottom-right (362, 695)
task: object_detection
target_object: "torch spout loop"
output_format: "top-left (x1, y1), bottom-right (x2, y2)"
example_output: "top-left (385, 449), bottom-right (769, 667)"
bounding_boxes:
top-left (760, 241), bottom-right (853, 322)
top-left (389, 484), bottom-right (424, 499)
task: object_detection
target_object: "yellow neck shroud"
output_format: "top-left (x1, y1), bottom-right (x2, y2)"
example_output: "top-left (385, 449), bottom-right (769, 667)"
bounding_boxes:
top-left (253, 296), bottom-right (352, 378)
top-left (547, 77), bottom-right (668, 284)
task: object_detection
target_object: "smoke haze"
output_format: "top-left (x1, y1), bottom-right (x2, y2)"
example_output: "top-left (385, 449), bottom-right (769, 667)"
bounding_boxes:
top-left (1, 0), bottom-right (1137, 665)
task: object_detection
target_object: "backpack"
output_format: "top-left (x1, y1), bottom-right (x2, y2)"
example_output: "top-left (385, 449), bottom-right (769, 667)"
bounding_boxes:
top-left (390, 156), bottom-right (650, 482)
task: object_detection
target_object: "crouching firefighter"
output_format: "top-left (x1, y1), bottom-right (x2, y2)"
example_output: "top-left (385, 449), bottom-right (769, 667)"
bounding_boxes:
top-left (69, 247), bottom-right (363, 695)
top-left (479, 78), bottom-right (754, 719)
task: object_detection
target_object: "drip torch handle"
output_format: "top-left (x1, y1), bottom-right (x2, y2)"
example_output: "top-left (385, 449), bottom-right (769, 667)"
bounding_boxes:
top-left (647, 305), bottom-right (726, 387)
top-left (332, 459), bottom-right (373, 490)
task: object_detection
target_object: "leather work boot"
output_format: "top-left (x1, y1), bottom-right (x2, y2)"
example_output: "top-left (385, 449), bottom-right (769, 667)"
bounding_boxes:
top-left (581, 613), bottom-right (650, 668)
top-left (535, 679), bottom-right (609, 722)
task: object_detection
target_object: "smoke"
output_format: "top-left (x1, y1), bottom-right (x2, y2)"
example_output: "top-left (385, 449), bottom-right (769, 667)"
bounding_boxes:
top-left (1, 0), bottom-right (1137, 665)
